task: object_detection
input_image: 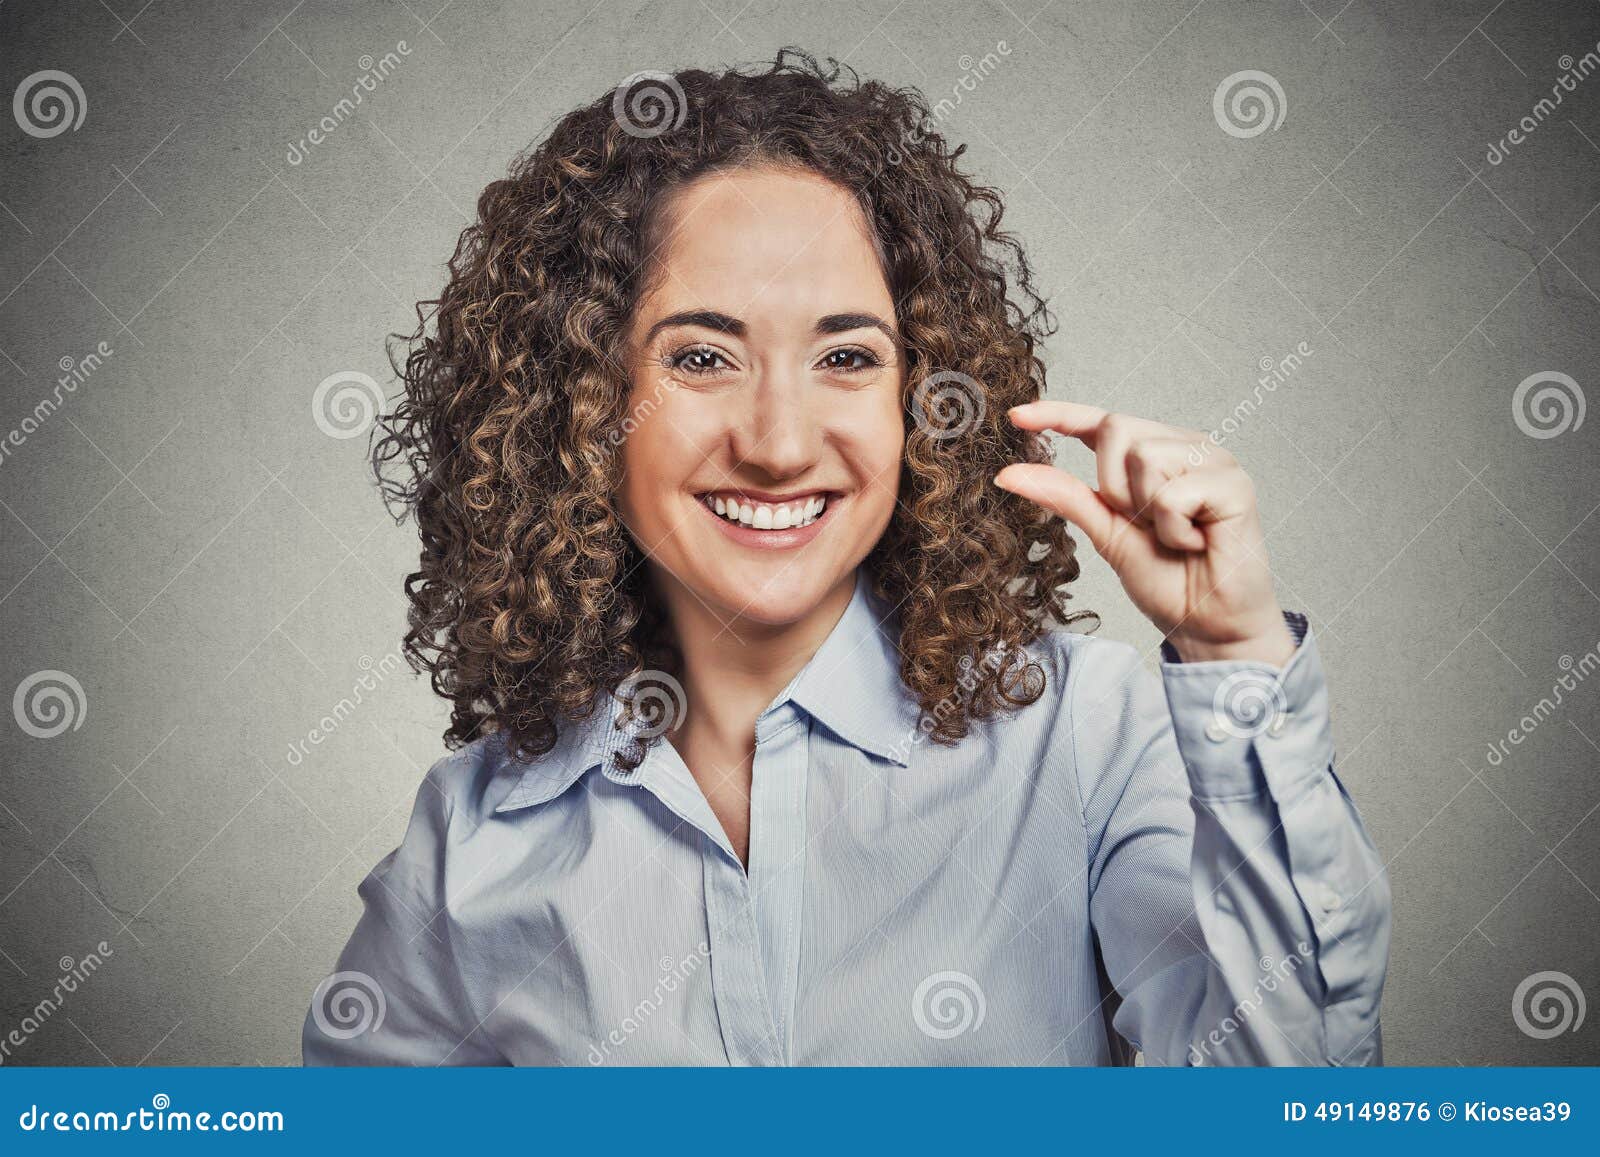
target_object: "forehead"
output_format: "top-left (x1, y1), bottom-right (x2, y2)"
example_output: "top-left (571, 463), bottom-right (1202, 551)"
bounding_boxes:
top-left (637, 166), bottom-right (893, 322)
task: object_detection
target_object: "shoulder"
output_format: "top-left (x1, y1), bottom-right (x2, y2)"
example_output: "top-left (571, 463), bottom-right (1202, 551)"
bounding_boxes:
top-left (1024, 624), bottom-right (1152, 710)
top-left (1019, 625), bottom-right (1172, 795)
top-left (366, 734), bottom-right (525, 890)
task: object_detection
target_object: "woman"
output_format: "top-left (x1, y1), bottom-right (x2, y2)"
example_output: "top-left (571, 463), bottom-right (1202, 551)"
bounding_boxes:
top-left (303, 51), bottom-right (1389, 1066)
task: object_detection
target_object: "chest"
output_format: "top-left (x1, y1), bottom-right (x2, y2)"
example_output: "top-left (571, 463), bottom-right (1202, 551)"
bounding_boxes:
top-left (455, 720), bottom-right (1105, 1064)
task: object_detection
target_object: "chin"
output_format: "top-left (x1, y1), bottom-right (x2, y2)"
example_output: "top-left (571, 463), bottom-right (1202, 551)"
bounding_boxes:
top-left (695, 563), bottom-right (849, 628)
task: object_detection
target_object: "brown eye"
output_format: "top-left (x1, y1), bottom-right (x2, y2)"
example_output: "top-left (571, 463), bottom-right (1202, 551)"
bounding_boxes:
top-left (668, 346), bottom-right (732, 374)
top-left (818, 347), bottom-right (882, 373)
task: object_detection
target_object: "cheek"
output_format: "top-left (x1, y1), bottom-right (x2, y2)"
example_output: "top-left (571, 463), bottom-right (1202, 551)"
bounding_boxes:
top-left (617, 394), bottom-right (712, 520)
top-left (838, 399), bottom-right (905, 509)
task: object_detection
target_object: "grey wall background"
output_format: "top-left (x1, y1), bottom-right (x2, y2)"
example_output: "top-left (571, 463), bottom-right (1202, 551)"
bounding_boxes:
top-left (1, 0), bottom-right (1596, 1066)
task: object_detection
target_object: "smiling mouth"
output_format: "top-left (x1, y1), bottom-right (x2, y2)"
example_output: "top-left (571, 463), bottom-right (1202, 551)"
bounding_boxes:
top-left (697, 489), bottom-right (838, 531)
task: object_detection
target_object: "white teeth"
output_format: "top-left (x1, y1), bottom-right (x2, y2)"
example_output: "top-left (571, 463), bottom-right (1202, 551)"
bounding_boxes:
top-left (704, 494), bottom-right (830, 530)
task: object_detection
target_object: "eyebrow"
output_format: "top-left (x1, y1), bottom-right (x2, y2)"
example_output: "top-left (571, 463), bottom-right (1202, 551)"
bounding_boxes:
top-left (643, 309), bottom-right (900, 345)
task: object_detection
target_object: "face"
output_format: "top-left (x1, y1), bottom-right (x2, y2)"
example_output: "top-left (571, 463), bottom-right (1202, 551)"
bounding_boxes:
top-left (617, 166), bottom-right (905, 629)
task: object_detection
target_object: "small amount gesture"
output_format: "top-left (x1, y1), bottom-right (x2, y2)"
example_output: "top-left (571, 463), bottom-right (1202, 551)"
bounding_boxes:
top-left (995, 401), bottom-right (1295, 666)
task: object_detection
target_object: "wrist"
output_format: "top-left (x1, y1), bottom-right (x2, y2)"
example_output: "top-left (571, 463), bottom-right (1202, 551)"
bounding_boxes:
top-left (1166, 618), bottom-right (1296, 666)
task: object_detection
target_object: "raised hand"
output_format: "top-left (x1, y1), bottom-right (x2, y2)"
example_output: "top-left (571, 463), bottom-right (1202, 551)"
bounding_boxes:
top-left (994, 401), bottom-right (1295, 666)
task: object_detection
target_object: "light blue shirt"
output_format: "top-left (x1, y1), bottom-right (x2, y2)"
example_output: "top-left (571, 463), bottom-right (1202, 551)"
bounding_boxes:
top-left (303, 567), bottom-right (1390, 1066)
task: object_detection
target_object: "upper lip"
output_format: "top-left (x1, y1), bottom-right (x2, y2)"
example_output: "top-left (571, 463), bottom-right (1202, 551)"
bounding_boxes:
top-left (697, 487), bottom-right (840, 504)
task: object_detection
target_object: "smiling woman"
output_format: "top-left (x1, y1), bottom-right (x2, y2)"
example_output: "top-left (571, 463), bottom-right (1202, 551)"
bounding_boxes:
top-left (305, 49), bottom-right (1390, 1067)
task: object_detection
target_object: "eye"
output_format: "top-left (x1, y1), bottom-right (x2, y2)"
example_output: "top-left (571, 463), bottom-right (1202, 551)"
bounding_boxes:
top-left (817, 346), bottom-right (884, 373)
top-left (665, 345), bottom-right (734, 375)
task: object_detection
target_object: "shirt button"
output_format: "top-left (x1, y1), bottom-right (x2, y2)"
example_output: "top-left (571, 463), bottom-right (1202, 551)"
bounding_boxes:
top-left (1204, 721), bottom-right (1229, 743)
top-left (1267, 711), bottom-right (1290, 737)
top-left (1316, 883), bottom-right (1342, 913)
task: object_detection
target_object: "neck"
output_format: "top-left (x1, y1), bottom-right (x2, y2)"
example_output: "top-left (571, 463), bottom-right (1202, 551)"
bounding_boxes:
top-left (657, 569), bottom-right (859, 753)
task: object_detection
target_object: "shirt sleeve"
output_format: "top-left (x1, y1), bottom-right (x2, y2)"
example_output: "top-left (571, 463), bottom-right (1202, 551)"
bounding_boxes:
top-left (1072, 616), bottom-right (1391, 1066)
top-left (301, 762), bottom-right (507, 1066)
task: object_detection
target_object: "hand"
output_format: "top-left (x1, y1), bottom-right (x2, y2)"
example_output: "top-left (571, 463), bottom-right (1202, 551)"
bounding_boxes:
top-left (994, 401), bottom-right (1295, 666)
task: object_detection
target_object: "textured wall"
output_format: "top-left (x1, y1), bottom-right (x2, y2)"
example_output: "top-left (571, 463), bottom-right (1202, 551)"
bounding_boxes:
top-left (1, 0), bottom-right (1596, 1066)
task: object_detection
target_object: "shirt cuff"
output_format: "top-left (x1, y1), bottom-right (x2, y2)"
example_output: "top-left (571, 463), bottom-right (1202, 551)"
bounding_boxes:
top-left (1158, 612), bottom-right (1333, 802)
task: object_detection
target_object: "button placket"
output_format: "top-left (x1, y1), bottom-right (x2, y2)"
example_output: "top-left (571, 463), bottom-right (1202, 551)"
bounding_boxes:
top-left (702, 847), bottom-right (782, 1066)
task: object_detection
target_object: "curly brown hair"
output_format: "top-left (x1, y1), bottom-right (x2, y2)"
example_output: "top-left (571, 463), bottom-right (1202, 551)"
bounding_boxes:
top-left (373, 48), bottom-right (1093, 770)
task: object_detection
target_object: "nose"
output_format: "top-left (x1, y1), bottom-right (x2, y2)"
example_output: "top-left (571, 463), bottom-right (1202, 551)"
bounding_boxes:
top-left (727, 364), bottom-right (822, 481)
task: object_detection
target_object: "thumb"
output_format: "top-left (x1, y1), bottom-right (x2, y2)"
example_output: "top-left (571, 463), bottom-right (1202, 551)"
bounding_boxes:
top-left (993, 464), bottom-right (1121, 554)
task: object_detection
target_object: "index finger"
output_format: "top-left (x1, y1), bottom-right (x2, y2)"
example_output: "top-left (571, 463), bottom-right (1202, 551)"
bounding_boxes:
top-left (1007, 400), bottom-right (1109, 444)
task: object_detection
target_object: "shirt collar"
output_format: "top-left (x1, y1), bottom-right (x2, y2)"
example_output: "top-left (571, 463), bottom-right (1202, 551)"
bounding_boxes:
top-left (492, 567), bottom-right (916, 814)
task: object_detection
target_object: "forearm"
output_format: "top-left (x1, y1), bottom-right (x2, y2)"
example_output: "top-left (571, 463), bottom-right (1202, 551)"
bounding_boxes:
top-left (1155, 624), bottom-right (1392, 1066)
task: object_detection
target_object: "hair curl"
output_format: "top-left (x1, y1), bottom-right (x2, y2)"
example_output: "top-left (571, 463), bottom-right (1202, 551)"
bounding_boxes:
top-left (373, 48), bottom-right (1093, 770)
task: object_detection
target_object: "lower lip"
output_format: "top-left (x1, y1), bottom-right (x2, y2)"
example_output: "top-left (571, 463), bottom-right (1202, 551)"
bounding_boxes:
top-left (697, 496), bottom-right (840, 550)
